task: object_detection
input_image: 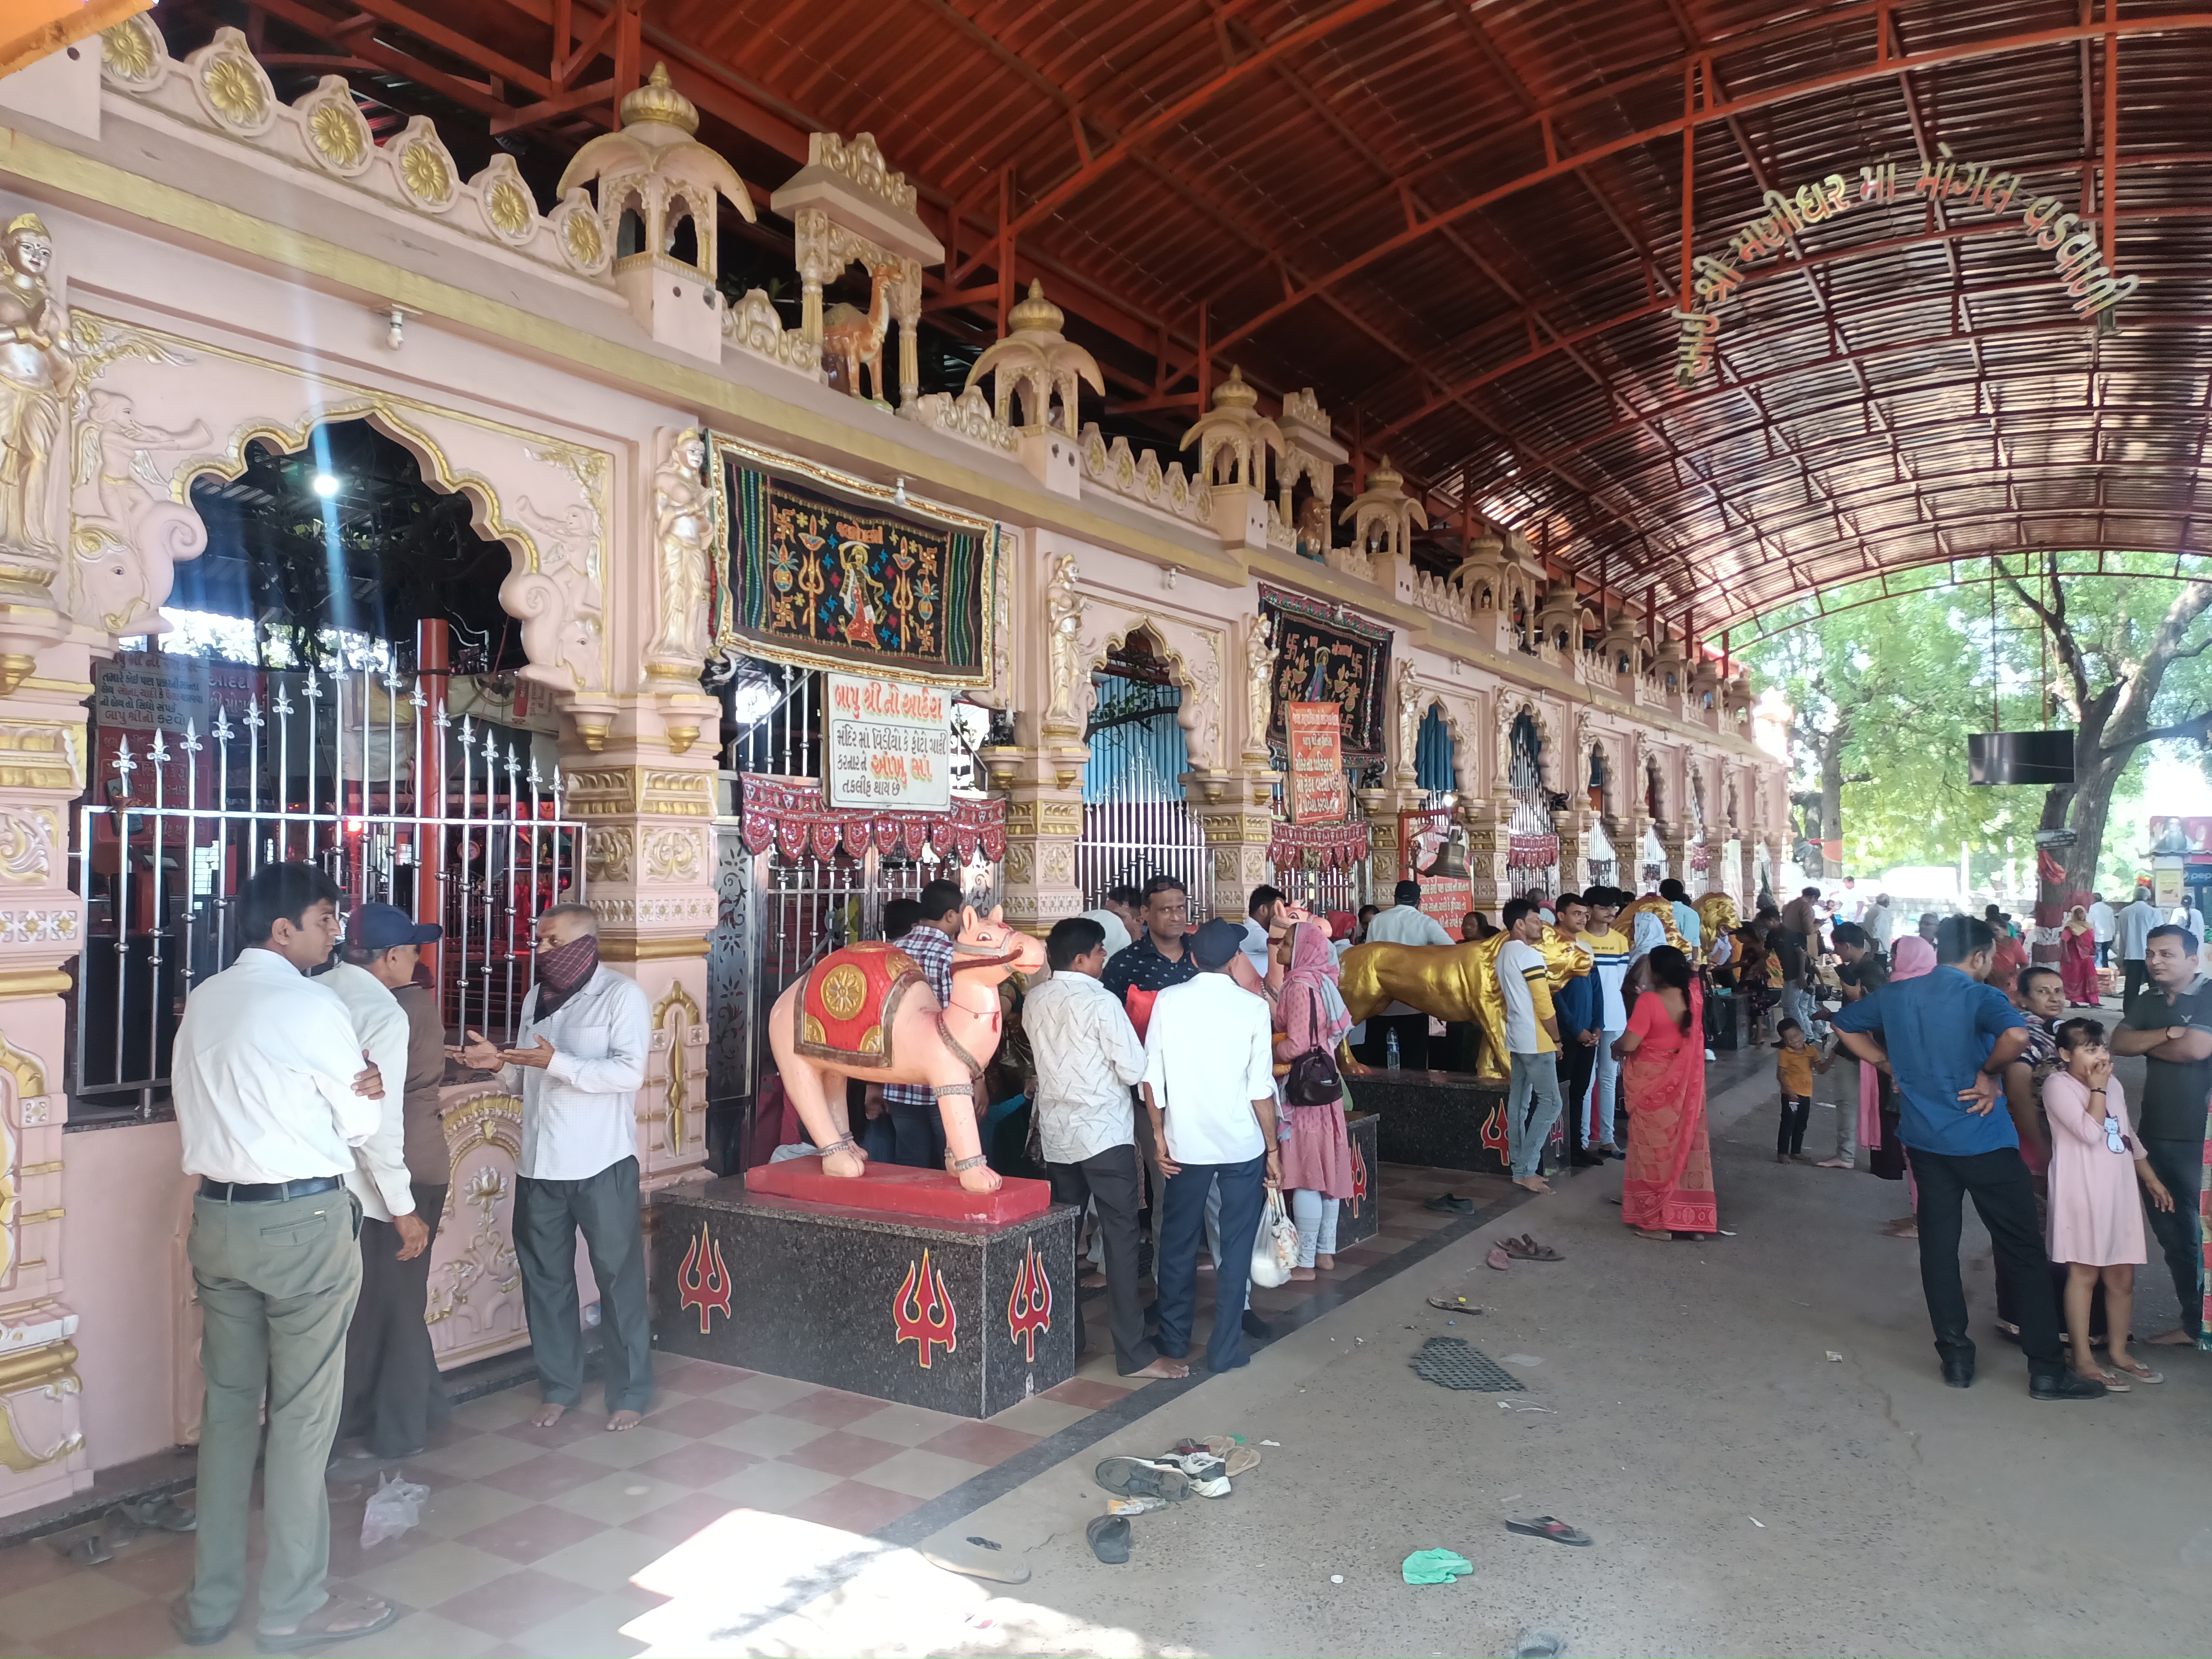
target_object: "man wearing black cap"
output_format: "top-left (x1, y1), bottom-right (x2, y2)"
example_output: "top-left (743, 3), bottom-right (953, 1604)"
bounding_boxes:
top-left (1358, 878), bottom-right (1457, 1068)
top-left (1140, 916), bottom-right (1281, 1373)
top-left (328, 902), bottom-right (449, 1459)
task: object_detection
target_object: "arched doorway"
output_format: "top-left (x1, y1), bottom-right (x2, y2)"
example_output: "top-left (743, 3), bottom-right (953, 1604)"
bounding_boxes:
top-left (1079, 629), bottom-right (1211, 917)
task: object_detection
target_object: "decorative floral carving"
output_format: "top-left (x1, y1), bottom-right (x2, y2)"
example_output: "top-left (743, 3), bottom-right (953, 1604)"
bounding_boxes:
top-left (98, 15), bottom-right (164, 88)
top-left (807, 131), bottom-right (919, 213)
top-left (722, 288), bottom-right (827, 375)
top-left (503, 443), bottom-right (608, 695)
top-left (398, 131), bottom-right (456, 207)
top-left (585, 826), bottom-right (633, 883)
top-left (201, 49), bottom-right (268, 129)
top-left (645, 828), bottom-right (701, 883)
top-left (487, 180), bottom-right (531, 237)
top-left (305, 95), bottom-right (367, 170)
top-left (904, 387), bottom-right (1015, 451)
top-left (555, 195), bottom-right (607, 272)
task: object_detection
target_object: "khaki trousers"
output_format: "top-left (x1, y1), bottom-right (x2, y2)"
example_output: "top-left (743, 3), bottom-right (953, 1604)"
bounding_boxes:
top-left (186, 1186), bottom-right (362, 1634)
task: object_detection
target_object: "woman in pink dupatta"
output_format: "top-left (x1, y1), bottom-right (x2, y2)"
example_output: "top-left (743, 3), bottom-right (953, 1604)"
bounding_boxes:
top-left (1271, 920), bottom-right (1357, 1278)
top-left (1611, 945), bottom-right (1717, 1238)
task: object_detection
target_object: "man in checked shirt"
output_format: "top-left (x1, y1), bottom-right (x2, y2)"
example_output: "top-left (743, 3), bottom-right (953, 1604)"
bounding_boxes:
top-left (882, 879), bottom-right (973, 1168)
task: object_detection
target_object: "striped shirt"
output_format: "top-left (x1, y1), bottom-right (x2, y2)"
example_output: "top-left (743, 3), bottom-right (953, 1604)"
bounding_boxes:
top-left (1497, 938), bottom-right (1557, 1054)
top-left (1579, 926), bottom-right (1631, 1030)
top-left (883, 924), bottom-right (958, 1110)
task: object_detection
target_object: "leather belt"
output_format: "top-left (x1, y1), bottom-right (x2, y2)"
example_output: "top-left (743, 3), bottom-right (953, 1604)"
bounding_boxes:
top-left (198, 1175), bottom-right (343, 1203)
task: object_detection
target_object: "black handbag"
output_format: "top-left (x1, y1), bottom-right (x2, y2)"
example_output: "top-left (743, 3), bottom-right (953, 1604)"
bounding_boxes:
top-left (1285, 987), bottom-right (1344, 1106)
top-left (1870, 1072), bottom-right (1906, 1180)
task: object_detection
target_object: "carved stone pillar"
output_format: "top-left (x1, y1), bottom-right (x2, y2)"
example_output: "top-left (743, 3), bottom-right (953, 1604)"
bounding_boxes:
top-left (0, 641), bottom-right (97, 1509)
top-left (1460, 795), bottom-right (1512, 911)
top-left (1196, 769), bottom-right (1274, 922)
top-left (565, 745), bottom-right (717, 1194)
top-left (995, 750), bottom-right (1084, 938)
top-left (1553, 806), bottom-right (1587, 895)
top-left (1660, 827), bottom-right (1693, 895)
top-left (895, 263), bottom-right (922, 409)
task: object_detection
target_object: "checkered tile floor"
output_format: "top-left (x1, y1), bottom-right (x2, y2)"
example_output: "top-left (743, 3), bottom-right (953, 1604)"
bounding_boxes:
top-left (0, 1166), bottom-right (1487, 1657)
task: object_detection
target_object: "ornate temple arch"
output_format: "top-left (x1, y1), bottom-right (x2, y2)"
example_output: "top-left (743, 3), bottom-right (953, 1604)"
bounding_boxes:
top-left (1493, 693), bottom-right (1561, 796)
top-left (1083, 609), bottom-right (1227, 776)
top-left (73, 313), bottom-right (617, 719)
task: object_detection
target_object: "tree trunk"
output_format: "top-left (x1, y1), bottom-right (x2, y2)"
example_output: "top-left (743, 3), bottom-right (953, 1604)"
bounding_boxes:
top-left (1819, 723), bottom-right (1847, 877)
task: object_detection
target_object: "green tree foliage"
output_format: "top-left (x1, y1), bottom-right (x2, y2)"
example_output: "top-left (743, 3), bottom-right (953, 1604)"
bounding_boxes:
top-left (1735, 555), bottom-right (2212, 886)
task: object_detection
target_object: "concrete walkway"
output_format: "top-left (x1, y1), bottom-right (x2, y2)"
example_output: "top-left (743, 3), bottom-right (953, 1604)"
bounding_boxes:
top-left (827, 1048), bottom-right (2210, 1659)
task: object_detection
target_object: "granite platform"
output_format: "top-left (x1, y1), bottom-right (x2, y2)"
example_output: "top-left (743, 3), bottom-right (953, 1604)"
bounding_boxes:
top-left (1345, 1070), bottom-right (1511, 1175)
top-left (652, 1176), bottom-right (1079, 1418)
top-left (1334, 1109), bottom-right (1381, 1248)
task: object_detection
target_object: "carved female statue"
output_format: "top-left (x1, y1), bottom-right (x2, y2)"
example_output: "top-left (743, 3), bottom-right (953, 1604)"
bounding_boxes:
top-left (1044, 552), bottom-right (1084, 729)
top-left (0, 215), bottom-right (74, 564)
top-left (646, 426), bottom-right (713, 677)
top-left (1244, 617), bottom-right (1274, 752)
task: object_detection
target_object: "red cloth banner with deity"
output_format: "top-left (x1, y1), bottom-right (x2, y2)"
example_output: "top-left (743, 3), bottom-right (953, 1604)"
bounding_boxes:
top-left (739, 774), bottom-right (1006, 863)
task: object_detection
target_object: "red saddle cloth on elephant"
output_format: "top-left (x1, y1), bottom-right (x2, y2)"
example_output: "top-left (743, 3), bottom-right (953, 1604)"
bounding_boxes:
top-left (793, 941), bottom-right (929, 1070)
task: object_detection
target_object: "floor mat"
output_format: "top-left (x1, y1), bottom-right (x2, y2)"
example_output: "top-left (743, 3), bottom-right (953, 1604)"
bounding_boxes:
top-left (1410, 1335), bottom-right (1526, 1392)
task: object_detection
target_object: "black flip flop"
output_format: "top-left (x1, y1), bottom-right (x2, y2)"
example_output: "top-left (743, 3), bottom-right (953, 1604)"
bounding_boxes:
top-left (1087, 1514), bottom-right (1131, 1564)
top-left (1425, 1193), bottom-right (1476, 1213)
top-left (1506, 1515), bottom-right (1593, 1547)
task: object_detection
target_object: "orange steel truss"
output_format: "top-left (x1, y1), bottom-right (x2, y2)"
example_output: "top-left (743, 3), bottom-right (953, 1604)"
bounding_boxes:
top-left (195, 0), bottom-right (2212, 633)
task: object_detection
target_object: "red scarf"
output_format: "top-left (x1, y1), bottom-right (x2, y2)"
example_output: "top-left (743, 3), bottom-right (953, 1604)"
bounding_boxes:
top-left (535, 935), bottom-right (598, 1017)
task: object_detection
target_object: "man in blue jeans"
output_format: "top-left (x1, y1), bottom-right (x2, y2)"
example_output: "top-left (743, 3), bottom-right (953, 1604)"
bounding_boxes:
top-left (1833, 915), bottom-right (2104, 1400)
top-left (1141, 916), bottom-right (1280, 1374)
top-left (1497, 897), bottom-right (1567, 1194)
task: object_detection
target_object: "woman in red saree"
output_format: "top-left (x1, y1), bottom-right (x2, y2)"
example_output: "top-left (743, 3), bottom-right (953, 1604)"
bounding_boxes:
top-left (1612, 945), bottom-right (1717, 1239)
top-left (2060, 906), bottom-right (2101, 1006)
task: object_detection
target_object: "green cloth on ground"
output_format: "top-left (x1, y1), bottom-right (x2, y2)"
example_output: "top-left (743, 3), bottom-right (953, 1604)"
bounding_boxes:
top-left (1401, 1547), bottom-right (1474, 1584)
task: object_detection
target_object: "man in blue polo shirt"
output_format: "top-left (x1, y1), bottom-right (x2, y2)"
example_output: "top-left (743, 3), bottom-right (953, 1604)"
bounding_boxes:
top-left (1832, 915), bottom-right (2103, 1400)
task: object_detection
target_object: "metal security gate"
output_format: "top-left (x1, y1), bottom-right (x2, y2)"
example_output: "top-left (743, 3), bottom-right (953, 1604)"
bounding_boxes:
top-left (1078, 662), bottom-right (1211, 917)
top-left (1506, 711), bottom-right (1558, 901)
top-left (73, 652), bottom-right (581, 1123)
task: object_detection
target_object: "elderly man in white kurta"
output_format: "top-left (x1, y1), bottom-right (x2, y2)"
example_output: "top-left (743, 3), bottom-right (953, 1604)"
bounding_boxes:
top-left (455, 902), bottom-right (653, 1431)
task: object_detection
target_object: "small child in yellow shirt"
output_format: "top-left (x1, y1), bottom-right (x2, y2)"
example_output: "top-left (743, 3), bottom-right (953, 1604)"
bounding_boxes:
top-left (1775, 1017), bottom-right (1825, 1162)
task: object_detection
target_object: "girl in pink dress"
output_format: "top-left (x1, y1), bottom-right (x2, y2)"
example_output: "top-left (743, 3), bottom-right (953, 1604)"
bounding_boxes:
top-left (2044, 1018), bottom-right (2177, 1388)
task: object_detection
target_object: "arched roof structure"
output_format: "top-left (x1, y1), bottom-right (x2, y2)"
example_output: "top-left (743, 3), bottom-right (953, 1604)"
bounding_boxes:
top-left (251, 0), bottom-right (2212, 633)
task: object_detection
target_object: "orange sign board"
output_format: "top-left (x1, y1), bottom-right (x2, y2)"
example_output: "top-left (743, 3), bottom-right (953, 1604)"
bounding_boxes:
top-left (1285, 701), bottom-right (1347, 825)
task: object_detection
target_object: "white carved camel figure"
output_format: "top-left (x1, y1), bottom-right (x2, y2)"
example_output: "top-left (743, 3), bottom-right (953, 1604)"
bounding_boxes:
top-left (822, 266), bottom-right (895, 404)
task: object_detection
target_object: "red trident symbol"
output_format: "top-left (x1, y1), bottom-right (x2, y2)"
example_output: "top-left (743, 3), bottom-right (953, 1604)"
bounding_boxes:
top-left (1480, 1102), bottom-right (1509, 1161)
top-left (1005, 1239), bottom-right (1053, 1363)
top-left (1349, 1139), bottom-right (1368, 1218)
top-left (893, 1249), bottom-right (959, 1368)
top-left (677, 1224), bottom-right (732, 1335)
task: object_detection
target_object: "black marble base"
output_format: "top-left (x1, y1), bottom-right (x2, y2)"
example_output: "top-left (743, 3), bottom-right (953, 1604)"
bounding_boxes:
top-left (653, 1177), bottom-right (1080, 1418)
top-left (1335, 1110), bottom-right (1380, 1248)
top-left (1347, 1070), bottom-right (1512, 1176)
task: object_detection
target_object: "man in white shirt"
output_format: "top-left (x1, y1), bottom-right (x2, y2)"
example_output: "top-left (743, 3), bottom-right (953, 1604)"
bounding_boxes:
top-left (2087, 892), bottom-right (2117, 966)
top-left (1027, 917), bottom-right (1185, 1380)
top-left (325, 903), bottom-right (443, 1460)
top-left (1496, 897), bottom-right (1564, 1194)
top-left (1865, 893), bottom-right (1895, 948)
top-left (455, 904), bottom-right (651, 1432)
top-left (171, 864), bottom-right (396, 1652)
top-left (2118, 887), bottom-right (2161, 1012)
top-left (1834, 877), bottom-right (1864, 925)
top-left (1141, 917), bottom-right (1279, 1374)
top-left (2172, 898), bottom-right (2206, 941)
top-left (1241, 884), bottom-right (1286, 976)
top-left (1361, 879), bottom-right (1457, 1068)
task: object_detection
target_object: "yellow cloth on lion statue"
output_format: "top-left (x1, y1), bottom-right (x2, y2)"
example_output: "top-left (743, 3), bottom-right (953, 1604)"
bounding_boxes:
top-left (1695, 893), bottom-right (1739, 957)
top-left (1339, 923), bottom-right (1592, 1083)
top-left (1622, 893), bottom-right (1688, 956)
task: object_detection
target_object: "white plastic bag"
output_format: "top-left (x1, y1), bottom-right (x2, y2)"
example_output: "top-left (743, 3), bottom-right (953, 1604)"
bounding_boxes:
top-left (360, 1472), bottom-right (428, 1548)
top-left (1248, 1190), bottom-right (1299, 1288)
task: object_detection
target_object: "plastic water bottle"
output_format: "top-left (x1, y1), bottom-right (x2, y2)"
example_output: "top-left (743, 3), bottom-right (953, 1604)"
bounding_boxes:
top-left (1386, 1029), bottom-right (1401, 1071)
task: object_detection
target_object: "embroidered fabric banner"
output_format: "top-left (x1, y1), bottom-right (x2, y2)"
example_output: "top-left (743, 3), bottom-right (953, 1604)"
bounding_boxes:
top-left (1260, 584), bottom-right (1391, 759)
top-left (1267, 818), bottom-right (1371, 873)
top-left (1285, 700), bottom-right (1347, 825)
top-left (739, 774), bottom-right (1005, 863)
top-left (714, 435), bottom-right (997, 687)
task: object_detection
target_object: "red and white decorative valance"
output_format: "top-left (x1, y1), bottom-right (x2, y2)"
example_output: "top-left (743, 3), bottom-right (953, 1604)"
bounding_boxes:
top-left (1269, 818), bottom-right (1372, 873)
top-left (1508, 833), bottom-right (1561, 869)
top-left (740, 775), bottom-right (1006, 862)
top-left (1690, 841), bottom-right (1712, 871)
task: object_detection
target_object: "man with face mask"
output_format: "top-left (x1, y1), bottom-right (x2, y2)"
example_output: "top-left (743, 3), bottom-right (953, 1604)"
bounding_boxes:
top-left (455, 903), bottom-right (652, 1432)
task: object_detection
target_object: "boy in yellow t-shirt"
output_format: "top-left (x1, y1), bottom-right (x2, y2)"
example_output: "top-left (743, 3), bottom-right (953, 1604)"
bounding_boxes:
top-left (1774, 1016), bottom-right (1826, 1162)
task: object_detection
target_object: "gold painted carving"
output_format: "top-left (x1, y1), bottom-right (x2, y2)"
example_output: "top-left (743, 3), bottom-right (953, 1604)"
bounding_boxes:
top-left (201, 50), bottom-right (268, 129)
top-left (0, 809), bottom-right (58, 883)
top-left (398, 129), bottom-right (457, 207)
top-left (307, 98), bottom-right (367, 169)
top-left (562, 209), bottom-right (604, 269)
top-left (100, 16), bottom-right (159, 85)
top-left (585, 826), bottom-right (633, 884)
top-left (1044, 553), bottom-right (1086, 735)
top-left (487, 180), bottom-right (532, 237)
top-left (651, 981), bottom-right (700, 1156)
top-left (1037, 802), bottom-right (1081, 836)
top-left (0, 1342), bottom-right (81, 1473)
